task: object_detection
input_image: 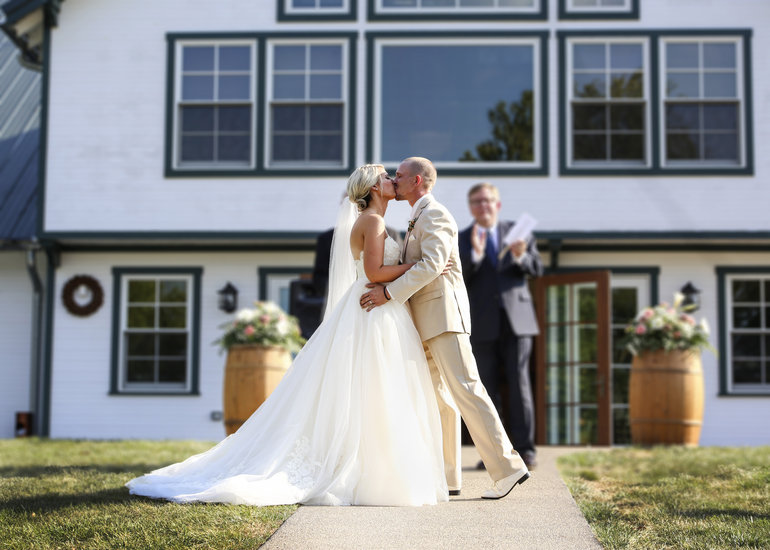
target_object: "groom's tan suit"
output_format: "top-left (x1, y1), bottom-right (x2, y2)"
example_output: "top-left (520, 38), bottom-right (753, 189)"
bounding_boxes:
top-left (387, 194), bottom-right (526, 488)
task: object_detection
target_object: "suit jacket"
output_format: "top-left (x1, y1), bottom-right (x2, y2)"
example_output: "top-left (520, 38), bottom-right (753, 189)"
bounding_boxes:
top-left (458, 220), bottom-right (543, 341)
top-left (387, 195), bottom-right (471, 342)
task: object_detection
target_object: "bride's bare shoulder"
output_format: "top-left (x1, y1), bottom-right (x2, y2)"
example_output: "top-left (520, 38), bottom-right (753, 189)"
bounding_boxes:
top-left (353, 210), bottom-right (385, 232)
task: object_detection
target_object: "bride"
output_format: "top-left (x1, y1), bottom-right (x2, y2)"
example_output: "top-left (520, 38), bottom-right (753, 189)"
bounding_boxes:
top-left (126, 165), bottom-right (448, 506)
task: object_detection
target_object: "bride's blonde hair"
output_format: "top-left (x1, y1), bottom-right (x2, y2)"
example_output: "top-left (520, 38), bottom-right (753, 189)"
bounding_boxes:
top-left (347, 164), bottom-right (384, 212)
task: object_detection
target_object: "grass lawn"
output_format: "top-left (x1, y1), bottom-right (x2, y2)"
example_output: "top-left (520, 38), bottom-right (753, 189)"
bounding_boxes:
top-left (0, 438), bottom-right (297, 550)
top-left (559, 446), bottom-right (770, 549)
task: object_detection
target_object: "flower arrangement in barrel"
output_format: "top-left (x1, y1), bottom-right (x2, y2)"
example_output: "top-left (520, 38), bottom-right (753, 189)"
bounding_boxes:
top-left (217, 301), bottom-right (305, 353)
top-left (622, 292), bottom-right (714, 356)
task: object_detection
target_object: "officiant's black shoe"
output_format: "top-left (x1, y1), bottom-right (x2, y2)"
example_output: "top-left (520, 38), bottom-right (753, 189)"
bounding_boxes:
top-left (448, 489), bottom-right (461, 496)
top-left (475, 460), bottom-right (485, 471)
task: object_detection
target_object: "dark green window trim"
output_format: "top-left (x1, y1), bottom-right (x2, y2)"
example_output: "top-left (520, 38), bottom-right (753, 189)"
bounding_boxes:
top-left (558, 0), bottom-right (639, 20)
top-left (258, 266), bottom-right (313, 316)
top-left (367, 0), bottom-right (547, 21)
top-left (716, 266), bottom-right (770, 397)
top-left (110, 266), bottom-right (203, 396)
top-left (543, 266), bottom-right (660, 304)
top-left (558, 29), bottom-right (754, 177)
top-left (277, 0), bottom-right (357, 21)
top-left (366, 31), bottom-right (549, 176)
top-left (164, 32), bottom-right (357, 178)
top-left (258, 266), bottom-right (312, 299)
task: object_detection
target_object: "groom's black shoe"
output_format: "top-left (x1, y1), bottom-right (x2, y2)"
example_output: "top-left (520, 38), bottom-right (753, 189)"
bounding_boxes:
top-left (448, 489), bottom-right (461, 496)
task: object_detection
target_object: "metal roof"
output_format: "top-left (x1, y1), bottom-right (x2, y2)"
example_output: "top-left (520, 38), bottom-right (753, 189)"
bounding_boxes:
top-left (0, 30), bottom-right (40, 243)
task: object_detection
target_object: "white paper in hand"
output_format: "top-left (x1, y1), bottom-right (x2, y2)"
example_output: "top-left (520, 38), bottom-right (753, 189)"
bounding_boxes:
top-left (500, 212), bottom-right (537, 259)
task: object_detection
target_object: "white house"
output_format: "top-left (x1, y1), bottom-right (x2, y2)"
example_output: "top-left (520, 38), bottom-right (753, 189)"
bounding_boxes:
top-left (1, 0), bottom-right (768, 446)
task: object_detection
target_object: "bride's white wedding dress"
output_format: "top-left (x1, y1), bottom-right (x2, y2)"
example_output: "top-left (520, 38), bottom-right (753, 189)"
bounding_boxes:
top-left (127, 237), bottom-right (448, 506)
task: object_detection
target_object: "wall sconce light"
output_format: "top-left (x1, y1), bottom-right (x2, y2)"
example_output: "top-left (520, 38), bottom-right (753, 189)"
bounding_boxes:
top-left (218, 282), bottom-right (238, 313)
top-left (680, 282), bottom-right (701, 312)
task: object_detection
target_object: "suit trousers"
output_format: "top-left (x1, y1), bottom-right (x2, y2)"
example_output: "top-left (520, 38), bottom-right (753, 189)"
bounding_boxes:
top-left (423, 331), bottom-right (526, 487)
top-left (472, 312), bottom-right (535, 455)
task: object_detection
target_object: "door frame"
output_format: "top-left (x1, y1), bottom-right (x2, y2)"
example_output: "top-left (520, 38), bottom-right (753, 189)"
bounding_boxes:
top-left (533, 270), bottom-right (612, 446)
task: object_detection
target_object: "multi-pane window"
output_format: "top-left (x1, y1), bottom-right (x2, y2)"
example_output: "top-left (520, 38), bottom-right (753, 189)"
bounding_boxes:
top-left (726, 276), bottom-right (770, 393)
top-left (280, 0), bottom-right (355, 19)
top-left (569, 39), bottom-right (648, 166)
top-left (663, 38), bottom-right (743, 166)
top-left (375, 0), bottom-right (541, 16)
top-left (373, 37), bottom-right (542, 171)
top-left (267, 41), bottom-right (347, 168)
top-left (175, 41), bottom-right (256, 169)
top-left (566, 0), bottom-right (631, 11)
top-left (114, 273), bottom-right (198, 393)
top-left (609, 275), bottom-right (650, 445)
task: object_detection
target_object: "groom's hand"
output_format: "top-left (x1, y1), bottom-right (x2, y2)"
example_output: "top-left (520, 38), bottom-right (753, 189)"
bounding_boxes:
top-left (360, 283), bottom-right (387, 312)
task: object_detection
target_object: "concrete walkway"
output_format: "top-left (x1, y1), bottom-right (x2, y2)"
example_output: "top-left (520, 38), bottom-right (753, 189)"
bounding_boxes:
top-left (262, 446), bottom-right (602, 549)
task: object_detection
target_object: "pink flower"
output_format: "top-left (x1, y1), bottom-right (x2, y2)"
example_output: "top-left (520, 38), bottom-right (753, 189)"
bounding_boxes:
top-left (635, 324), bottom-right (647, 335)
top-left (673, 331), bottom-right (682, 339)
top-left (681, 314), bottom-right (696, 325)
top-left (259, 315), bottom-right (270, 324)
top-left (641, 309), bottom-right (654, 320)
top-left (244, 325), bottom-right (255, 336)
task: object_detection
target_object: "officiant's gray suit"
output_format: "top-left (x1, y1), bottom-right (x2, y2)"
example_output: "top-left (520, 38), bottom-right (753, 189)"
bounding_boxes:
top-left (387, 194), bottom-right (527, 490)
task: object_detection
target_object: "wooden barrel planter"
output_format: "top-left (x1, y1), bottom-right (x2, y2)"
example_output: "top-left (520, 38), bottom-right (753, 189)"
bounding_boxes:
top-left (629, 349), bottom-right (704, 446)
top-left (223, 344), bottom-right (291, 435)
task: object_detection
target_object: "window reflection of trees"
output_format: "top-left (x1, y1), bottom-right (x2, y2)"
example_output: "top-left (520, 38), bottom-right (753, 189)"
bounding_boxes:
top-left (572, 71), bottom-right (645, 162)
top-left (459, 90), bottom-right (533, 162)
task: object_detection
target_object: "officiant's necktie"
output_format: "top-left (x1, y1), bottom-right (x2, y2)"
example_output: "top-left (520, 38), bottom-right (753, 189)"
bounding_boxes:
top-left (485, 228), bottom-right (498, 267)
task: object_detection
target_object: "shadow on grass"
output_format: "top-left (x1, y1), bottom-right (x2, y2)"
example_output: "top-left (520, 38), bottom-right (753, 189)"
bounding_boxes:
top-left (0, 486), bottom-right (153, 513)
top-left (0, 463), bottom-right (171, 477)
top-left (679, 508), bottom-right (770, 521)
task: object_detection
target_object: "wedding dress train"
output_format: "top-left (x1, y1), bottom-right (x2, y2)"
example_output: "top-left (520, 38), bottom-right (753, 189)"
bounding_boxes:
top-left (126, 237), bottom-right (448, 506)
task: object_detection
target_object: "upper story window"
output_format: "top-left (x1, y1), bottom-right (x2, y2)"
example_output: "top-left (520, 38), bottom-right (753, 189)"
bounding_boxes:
top-left (719, 270), bottom-right (770, 396)
top-left (567, 38), bottom-right (650, 168)
top-left (369, 33), bottom-right (547, 175)
top-left (559, 0), bottom-right (639, 19)
top-left (111, 268), bottom-right (202, 395)
top-left (174, 41), bottom-right (257, 171)
top-left (266, 40), bottom-right (349, 169)
top-left (370, 0), bottom-right (546, 21)
top-left (662, 37), bottom-right (745, 168)
top-left (560, 30), bottom-right (752, 176)
top-left (278, 0), bottom-right (356, 21)
top-left (165, 33), bottom-right (356, 177)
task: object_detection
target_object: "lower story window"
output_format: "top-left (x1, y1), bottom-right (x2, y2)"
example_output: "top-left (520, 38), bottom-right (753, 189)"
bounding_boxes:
top-left (111, 268), bottom-right (202, 394)
top-left (726, 274), bottom-right (770, 393)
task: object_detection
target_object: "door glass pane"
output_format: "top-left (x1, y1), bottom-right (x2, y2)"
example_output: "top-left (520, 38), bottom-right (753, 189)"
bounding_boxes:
top-left (544, 280), bottom-right (601, 445)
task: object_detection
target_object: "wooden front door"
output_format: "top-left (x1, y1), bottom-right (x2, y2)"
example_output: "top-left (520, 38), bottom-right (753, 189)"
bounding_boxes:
top-left (534, 271), bottom-right (612, 445)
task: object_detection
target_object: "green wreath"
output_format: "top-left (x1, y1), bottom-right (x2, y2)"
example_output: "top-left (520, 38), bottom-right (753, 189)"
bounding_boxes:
top-left (61, 275), bottom-right (104, 317)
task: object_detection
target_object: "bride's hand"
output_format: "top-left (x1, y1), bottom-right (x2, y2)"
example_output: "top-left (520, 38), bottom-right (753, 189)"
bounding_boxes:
top-left (441, 259), bottom-right (453, 275)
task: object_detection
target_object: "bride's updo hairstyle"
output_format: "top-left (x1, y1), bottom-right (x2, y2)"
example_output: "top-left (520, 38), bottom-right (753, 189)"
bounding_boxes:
top-left (347, 164), bottom-right (384, 212)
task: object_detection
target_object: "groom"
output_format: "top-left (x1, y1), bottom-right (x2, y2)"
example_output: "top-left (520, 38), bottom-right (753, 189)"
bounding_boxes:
top-left (360, 157), bottom-right (529, 499)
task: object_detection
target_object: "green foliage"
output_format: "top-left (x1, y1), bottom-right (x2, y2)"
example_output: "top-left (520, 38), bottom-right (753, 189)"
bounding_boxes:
top-left (460, 90), bottom-right (534, 162)
top-left (0, 439), bottom-right (296, 550)
top-left (620, 293), bottom-right (714, 355)
top-left (215, 300), bottom-right (305, 353)
top-left (559, 446), bottom-right (770, 549)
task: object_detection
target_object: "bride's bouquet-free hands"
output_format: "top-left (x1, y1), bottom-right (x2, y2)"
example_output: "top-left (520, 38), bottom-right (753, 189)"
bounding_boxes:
top-left (216, 301), bottom-right (305, 353)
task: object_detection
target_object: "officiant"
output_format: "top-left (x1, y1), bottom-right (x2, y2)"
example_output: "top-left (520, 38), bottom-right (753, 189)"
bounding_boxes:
top-left (458, 182), bottom-right (543, 469)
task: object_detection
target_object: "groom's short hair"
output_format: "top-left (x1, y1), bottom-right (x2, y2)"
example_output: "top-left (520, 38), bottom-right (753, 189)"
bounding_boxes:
top-left (404, 156), bottom-right (436, 191)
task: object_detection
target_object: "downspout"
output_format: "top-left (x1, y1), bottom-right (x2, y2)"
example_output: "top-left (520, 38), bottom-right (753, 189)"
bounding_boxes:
top-left (24, 241), bottom-right (44, 436)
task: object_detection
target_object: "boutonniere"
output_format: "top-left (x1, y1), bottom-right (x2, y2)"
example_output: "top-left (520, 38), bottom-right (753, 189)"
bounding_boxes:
top-left (408, 218), bottom-right (417, 232)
